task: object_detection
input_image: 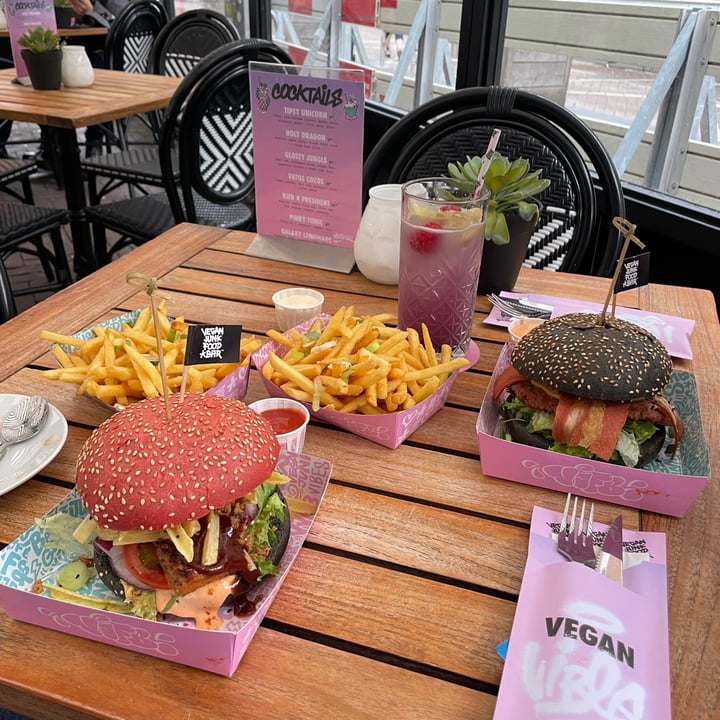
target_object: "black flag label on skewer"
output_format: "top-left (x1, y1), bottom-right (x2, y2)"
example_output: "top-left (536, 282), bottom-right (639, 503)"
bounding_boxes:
top-left (614, 251), bottom-right (650, 294)
top-left (185, 325), bottom-right (243, 365)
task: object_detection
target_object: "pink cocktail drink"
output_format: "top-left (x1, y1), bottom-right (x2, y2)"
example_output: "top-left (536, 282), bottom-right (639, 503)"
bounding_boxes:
top-left (398, 179), bottom-right (488, 356)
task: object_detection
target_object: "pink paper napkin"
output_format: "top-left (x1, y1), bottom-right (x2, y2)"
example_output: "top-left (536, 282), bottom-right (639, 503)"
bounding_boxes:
top-left (484, 292), bottom-right (695, 359)
top-left (495, 505), bottom-right (670, 719)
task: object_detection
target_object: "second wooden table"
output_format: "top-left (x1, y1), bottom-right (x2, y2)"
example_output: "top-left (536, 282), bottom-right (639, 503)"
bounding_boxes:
top-left (0, 67), bottom-right (180, 276)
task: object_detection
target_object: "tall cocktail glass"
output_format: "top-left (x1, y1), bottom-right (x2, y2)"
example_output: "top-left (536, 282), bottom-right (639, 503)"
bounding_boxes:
top-left (398, 178), bottom-right (489, 357)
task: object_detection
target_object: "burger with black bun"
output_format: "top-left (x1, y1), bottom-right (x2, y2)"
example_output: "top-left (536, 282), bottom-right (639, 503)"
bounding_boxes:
top-left (74, 393), bottom-right (291, 629)
top-left (492, 312), bottom-right (684, 468)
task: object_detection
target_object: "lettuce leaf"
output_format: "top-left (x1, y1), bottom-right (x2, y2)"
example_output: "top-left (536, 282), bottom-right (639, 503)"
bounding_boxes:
top-left (502, 396), bottom-right (658, 466)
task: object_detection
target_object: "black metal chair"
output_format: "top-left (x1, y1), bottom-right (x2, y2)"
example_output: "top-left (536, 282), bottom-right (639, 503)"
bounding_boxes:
top-left (0, 156), bottom-right (38, 205)
top-left (81, 0), bottom-right (169, 205)
top-left (0, 57), bottom-right (40, 199)
top-left (148, 8), bottom-right (241, 77)
top-left (0, 134), bottom-right (67, 298)
top-left (0, 130), bottom-right (70, 299)
top-left (363, 86), bottom-right (625, 277)
top-left (82, 7), bottom-right (237, 206)
top-left (102, 0), bottom-right (169, 145)
top-left (0, 202), bottom-right (70, 300)
top-left (86, 39), bottom-right (294, 264)
top-left (0, 256), bottom-right (18, 323)
top-left (105, 0), bottom-right (168, 75)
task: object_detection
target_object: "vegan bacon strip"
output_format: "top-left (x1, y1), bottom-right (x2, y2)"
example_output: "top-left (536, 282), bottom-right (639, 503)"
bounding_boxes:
top-left (553, 394), bottom-right (630, 461)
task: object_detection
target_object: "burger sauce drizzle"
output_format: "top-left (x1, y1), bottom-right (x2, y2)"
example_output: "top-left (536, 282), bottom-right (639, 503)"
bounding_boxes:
top-left (186, 513), bottom-right (262, 616)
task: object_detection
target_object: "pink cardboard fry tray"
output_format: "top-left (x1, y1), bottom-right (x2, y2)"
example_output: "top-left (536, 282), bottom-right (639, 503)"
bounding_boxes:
top-left (253, 314), bottom-right (479, 449)
top-left (0, 451), bottom-right (331, 677)
top-left (477, 344), bottom-right (709, 517)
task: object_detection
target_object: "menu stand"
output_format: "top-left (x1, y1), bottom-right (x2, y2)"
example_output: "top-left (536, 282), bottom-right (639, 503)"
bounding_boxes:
top-left (246, 234), bottom-right (356, 273)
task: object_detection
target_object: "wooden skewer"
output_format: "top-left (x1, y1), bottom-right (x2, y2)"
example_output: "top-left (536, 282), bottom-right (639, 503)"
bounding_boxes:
top-left (599, 217), bottom-right (646, 325)
top-left (126, 272), bottom-right (172, 420)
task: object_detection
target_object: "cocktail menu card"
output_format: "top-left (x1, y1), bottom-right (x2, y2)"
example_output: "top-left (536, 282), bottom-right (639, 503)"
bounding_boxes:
top-left (248, 62), bottom-right (365, 272)
top-left (6, 0), bottom-right (58, 85)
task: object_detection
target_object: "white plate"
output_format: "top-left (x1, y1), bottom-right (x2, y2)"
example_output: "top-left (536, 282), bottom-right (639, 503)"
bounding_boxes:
top-left (0, 394), bottom-right (68, 498)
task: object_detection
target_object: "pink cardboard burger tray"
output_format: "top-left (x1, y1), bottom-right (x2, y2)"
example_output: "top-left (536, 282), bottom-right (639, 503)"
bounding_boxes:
top-left (477, 344), bottom-right (709, 517)
top-left (0, 450), bottom-right (331, 676)
top-left (253, 315), bottom-right (480, 449)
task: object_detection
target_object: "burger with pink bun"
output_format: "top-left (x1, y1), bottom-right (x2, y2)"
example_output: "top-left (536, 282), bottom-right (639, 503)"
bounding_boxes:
top-left (74, 393), bottom-right (291, 629)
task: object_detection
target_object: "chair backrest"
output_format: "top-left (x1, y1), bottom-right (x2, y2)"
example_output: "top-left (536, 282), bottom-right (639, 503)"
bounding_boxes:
top-left (0, 257), bottom-right (17, 324)
top-left (157, 39), bottom-right (294, 227)
top-left (363, 86), bottom-right (625, 277)
top-left (148, 9), bottom-right (241, 78)
top-left (104, 0), bottom-right (168, 74)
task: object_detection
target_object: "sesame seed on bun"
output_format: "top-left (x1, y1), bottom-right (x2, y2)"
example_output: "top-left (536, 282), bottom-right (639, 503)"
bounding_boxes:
top-left (511, 312), bottom-right (673, 402)
top-left (75, 393), bottom-right (280, 532)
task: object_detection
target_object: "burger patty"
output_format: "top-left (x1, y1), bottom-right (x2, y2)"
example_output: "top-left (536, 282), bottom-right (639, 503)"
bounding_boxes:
top-left (155, 540), bottom-right (215, 596)
top-left (509, 381), bottom-right (671, 425)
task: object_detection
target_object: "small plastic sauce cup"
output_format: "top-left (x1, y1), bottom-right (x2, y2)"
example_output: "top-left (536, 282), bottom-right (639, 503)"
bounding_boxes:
top-left (272, 288), bottom-right (324, 332)
top-left (249, 397), bottom-right (310, 453)
top-left (508, 316), bottom-right (546, 343)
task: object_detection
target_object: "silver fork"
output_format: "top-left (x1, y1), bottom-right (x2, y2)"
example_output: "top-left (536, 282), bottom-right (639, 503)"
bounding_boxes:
top-left (487, 294), bottom-right (553, 319)
top-left (556, 493), bottom-right (596, 567)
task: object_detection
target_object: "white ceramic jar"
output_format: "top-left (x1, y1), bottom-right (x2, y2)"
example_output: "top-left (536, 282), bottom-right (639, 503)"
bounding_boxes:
top-left (353, 184), bottom-right (402, 285)
top-left (61, 46), bottom-right (94, 88)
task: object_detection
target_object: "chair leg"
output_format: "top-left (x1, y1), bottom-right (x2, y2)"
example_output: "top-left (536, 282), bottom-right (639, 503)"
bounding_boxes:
top-left (48, 228), bottom-right (72, 286)
top-left (93, 223), bottom-right (110, 267)
top-left (0, 176), bottom-right (35, 204)
top-left (33, 239), bottom-right (57, 281)
top-left (0, 257), bottom-right (17, 323)
top-left (20, 176), bottom-right (35, 204)
top-left (2, 231), bottom-right (71, 296)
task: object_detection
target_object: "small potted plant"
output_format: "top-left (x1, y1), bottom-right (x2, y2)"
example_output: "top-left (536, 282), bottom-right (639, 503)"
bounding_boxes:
top-left (448, 153), bottom-right (551, 293)
top-left (54, 0), bottom-right (77, 28)
top-left (19, 27), bottom-right (62, 90)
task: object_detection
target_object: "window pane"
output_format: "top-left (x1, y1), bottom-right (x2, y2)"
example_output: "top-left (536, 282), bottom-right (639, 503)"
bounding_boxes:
top-left (502, 0), bottom-right (720, 212)
top-left (267, 1), bottom-right (719, 214)
top-left (269, 0), bottom-right (461, 110)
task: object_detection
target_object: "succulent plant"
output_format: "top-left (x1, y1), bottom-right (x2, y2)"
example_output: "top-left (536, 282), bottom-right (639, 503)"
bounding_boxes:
top-left (447, 153), bottom-right (551, 245)
top-left (18, 27), bottom-right (61, 53)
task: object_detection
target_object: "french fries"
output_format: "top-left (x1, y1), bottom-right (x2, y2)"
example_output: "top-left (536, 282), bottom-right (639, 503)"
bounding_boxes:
top-left (262, 306), bottom-right (468, 414)
top-left (41, 302), bottom-right (262, 407)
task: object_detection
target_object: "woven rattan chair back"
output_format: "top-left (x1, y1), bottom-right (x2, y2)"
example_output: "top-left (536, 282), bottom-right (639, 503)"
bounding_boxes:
top-left (160, 39), bottom-right (294, 226)
top-left (105, 0), bottom-right (168, 74)
top-left (85, 39), bottom-right (293, 262)
top-left (101, 0), bottom-right (168, 150)
top-left (363, 86), bottom-right (625, 277)
top-left (81, 7), bottom-right (231, 214)
top-left (148, 9), bottom-right (241, 78)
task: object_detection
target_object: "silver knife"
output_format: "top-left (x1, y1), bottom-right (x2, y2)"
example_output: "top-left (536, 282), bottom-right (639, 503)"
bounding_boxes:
top-left (596, 515), bottom-right (623, 585)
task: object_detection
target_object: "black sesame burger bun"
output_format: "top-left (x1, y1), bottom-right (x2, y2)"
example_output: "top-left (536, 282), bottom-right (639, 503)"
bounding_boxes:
top-left (511, 312), bottom-right (673, 402)
top-left (75, 393), bottom-right (280, 532)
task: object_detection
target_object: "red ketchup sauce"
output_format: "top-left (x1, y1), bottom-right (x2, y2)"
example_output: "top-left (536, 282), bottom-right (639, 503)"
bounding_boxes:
top-left (260, 407), bottom-right (306, 435)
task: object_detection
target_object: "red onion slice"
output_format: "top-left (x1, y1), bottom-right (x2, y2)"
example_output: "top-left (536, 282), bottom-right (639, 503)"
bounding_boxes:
top-left (94, 539), bottom-right (154, 590)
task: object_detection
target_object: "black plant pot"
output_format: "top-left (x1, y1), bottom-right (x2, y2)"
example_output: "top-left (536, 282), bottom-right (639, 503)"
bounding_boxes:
top-left (477, 213), bottom-right (537, 295)
top-left (21, 49), bottom-right (62, 90)
top-left (54, 7), bottom-right (79, 28)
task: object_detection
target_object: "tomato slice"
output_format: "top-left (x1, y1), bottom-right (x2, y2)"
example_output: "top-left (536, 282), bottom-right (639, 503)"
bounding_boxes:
top-left (121, 543), bottom-right (171, 590)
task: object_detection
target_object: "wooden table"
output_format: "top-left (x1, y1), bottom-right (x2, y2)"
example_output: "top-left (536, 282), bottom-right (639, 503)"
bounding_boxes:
top-left (0, 68), bottom-right (180, 277)
top-left (0, 28), bottom-right (108, 39)
top-left (0, 225), bottom-right (718, 720)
